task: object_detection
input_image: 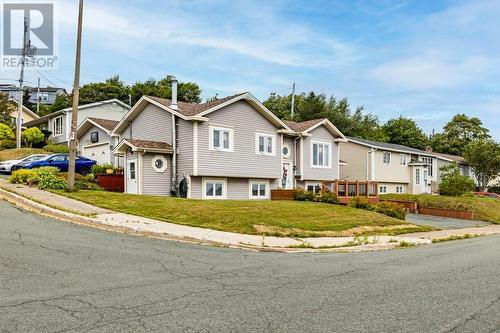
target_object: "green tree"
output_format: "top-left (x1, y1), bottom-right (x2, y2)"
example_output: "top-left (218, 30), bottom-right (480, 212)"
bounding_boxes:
top-left (382, 117), bottom-right (429, 150)
top-left (0, 93), bottom-right (15, 126)
top-left (0, 123), bottom-right (14, 140)
top-left (438, 162), bottom-right (476, 196)
top-left (39, 94), bottom-right (71, 115)
top-left (463, 139), bottom-right (500, 191)
top-left (431, 114), bottom-right (490, 155)
top-left (130, 76), bottom-right (202, 105)
top-left (21, 127), bottom-right (45, 148)
top-left (79, 75), bottom-right (130, 105)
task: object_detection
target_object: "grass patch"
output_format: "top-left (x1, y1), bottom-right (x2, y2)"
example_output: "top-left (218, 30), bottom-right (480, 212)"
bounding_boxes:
top-left (431, 233), bottom-right (481, 243)
top-left (398, 240), bottom-right (416, 248)
top-left (56, 190), bottom-right (432, 237)
top-left (381, 193), bottom-right (500, 224)
top-left (0, 148), bottom-right (48, 161)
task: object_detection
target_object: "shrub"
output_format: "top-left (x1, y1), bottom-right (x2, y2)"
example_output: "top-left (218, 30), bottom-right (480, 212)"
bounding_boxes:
top-left (0, 139), bottom-right (16, 149)
top-left (21, 127), bottom-right (45, 148)
top-left (10, 169), bottom-right (38, 184)
top-left (34, 166), bottom-right (59, 177)
top-left (294, 188), bottom-right (316, 201)
top-left (0, 123), bottom-right (14, 140)
top-left (43, 144), bottom-right (69, 153)
top-left (349, 196), bottom-right (373, 210)
top-left (374, 201), bottom-right (406, 220)
top-left (91, 163), bottom-right (113, 175)
top-left (37, 173), bottom-right (67, 190)
top-left (439, 162), bottom-right (475, 196)
top-left (317, 189), bottom-right (340, 204)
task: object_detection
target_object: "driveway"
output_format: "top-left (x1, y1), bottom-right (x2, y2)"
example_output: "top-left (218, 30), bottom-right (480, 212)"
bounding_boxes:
top-left (1, 201), bottom-right (499, 332)
top-left (406, 213), bottom-right (491, 229)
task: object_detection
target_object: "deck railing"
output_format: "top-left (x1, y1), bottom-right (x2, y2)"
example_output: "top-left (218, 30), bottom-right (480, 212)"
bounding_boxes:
top-left (321, 180), bottom-right (379, 198)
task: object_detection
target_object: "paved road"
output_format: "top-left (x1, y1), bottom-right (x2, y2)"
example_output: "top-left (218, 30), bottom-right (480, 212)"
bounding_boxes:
top-left (406, 213), bottom-right (491, 229)
top-left (1, 201), bottom-right (499, 332)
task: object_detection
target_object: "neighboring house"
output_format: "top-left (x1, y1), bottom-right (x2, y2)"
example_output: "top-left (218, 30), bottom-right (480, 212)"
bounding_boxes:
top-left (432, 152), bottom-right (476, 185)
top-left (111, 84), bottom-right (346, 199)
top-left (340, 137), bottom-right (438, 194)
top-left (24, 99), bottom-right (130, 145)
top-left (0, 84), bottom-right (66, 105)
top-left (77, 118), bottom-right (119, 165)
top-left (7, 99), bottom-right (39, 125)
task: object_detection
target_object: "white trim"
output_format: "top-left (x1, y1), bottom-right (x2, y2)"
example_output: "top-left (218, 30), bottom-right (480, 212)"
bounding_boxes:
top-left (53, 115), bottom-right (64, 137)
top-left (336, 143), bottom-right (340, 179)
top-left (77, 118), bottom-right (114, 137)
top-left (193, 121), bottom-right (198, 176)
top-left (280, 134), bottom-right (284, 174)
top-left (400, 153), bottom-right (407, 166)
top-left (209, 126), bottom-right (234, 152)
top-left (305, 182), bottom-right (321, 194)
top-left (310, 139), bottom-right (332, 169)
top-left (151, 155), bottom-right (168, 173)
top-left (202, 177), bottom-right (227, 199)
top-left (187, 175), bottom-right (192, 199)
top-left (370, 148), bottom-right (376, 181)
top-left (301, 119), bottom-right (346, 140)
top-left (300, 137), bottom-right (304, 180)
top-left (382, 151), bottom-right (391, 165)
top-left (348, 138), bottom-right (434, 157)
top-left (82, 141), bottom-right (110, 149)
top-left (126, 157), bottom-right (138, 194)
top-left (255, 132), bottom-right (276, 156)
top-left (248, 179), bottom-right (270, 199)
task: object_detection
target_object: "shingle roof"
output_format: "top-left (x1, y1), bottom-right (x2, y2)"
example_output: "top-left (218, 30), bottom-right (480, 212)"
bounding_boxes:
top-left (125, 139), bottom-right (173, 152)
top-left (283, 119), bottom-right (325, 132)
top-left (147, 92), bottom-right (247, 117)
top-left (88, 117), bottom-right (119, 131)
top-left (431, 152), bottom-right (467, 164)
top-left (347, 136), bottom-right (432, 155)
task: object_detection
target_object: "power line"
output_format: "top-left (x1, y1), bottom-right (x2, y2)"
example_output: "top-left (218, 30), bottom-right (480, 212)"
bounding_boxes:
top-left (33, 67), bottom-right (59, 87)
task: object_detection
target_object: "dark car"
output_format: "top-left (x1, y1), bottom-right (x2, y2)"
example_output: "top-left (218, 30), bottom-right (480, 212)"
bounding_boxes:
top-left (12, 154), bottom-right (96, 175)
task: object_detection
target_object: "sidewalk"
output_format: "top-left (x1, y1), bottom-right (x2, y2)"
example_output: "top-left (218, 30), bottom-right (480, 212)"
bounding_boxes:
top-left (1, 178), bottom-right (499, 251)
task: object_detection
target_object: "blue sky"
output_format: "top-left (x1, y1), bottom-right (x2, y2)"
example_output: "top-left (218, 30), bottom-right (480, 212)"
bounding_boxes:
top-left (2, 0), bottom-right (499, 138)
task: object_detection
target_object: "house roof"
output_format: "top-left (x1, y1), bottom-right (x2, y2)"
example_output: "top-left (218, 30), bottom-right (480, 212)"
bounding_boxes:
top-left (113, 138), bottom-right (173, 154)
top-left (7, 99), bottom-right (40, 120)
top-left (77, 117), bottom-right (119, 138)
top-left (24, 99), bottom-right (130, 127)
top-left (347, 136), bottom-right (434, 156)
top-left (87, 117), bottom-right (119, 131)
top-left (112, 92), bottom-right (289, 134)
top-left (283, 119), bottom-right (324, 132)
top-left (431, 152), bottom-right (467, 164)
top-left (147, 93), bottom-right (247, 117)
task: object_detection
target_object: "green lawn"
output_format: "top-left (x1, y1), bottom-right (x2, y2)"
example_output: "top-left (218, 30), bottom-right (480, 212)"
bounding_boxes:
top-left (0, 148), bottom-right (48, 161)
top-left (380, 194), bottom-right (500, 224)
top-left (58, 190), bottom-right (433, 237)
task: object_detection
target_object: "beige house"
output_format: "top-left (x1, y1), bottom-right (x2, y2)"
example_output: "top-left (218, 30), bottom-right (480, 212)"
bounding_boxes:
top-left (340, 137), bottom-right (438, 195)
top-left (7, 99), bottom-right (39, 125)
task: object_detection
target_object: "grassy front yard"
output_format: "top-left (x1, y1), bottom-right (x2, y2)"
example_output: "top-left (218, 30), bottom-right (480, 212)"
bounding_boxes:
top-left (381, 194), bottom-right (500, 224)
top-left (59, 190), bottom-right (433, 237)
top-left (0, 148), bottom-right (48, 161)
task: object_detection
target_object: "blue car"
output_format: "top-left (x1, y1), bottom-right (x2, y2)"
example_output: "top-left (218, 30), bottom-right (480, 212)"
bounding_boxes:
top-left (12, 154), bottom-right (97, 175)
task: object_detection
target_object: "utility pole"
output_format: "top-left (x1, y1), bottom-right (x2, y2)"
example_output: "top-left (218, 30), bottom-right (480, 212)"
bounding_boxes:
top-left (17, 17), bottom-right (30, 149)
top-left (290, 82), bottom-right (296, 119)
top-left (128, 94), bottom-right (132, 107)
top-left (36, 78), bottom-right (40, 114)
top-left (68, 0), bottom-right (84, 190)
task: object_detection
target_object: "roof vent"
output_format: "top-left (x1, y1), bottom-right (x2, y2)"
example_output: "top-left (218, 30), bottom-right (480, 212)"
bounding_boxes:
top-left (170, 77), bottom-right (178, 110)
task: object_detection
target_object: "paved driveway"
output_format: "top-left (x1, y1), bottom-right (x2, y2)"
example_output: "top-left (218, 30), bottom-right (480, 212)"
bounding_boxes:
top-left (1, 201), bottom-right (500, 332)
top-left (406, 213), bottom-right (491, 229)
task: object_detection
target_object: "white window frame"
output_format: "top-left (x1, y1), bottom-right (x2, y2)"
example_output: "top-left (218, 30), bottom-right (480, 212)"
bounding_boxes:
top-left (400, 154), bottom-right (407, 166)
top-left (415, 168), bottom-right (420, 185)
top-left (422, 157), bottom-right (433, 177)
top-left (396, 185), bottom-right (404, 193)
top-left (305, 182), bottom-right (321, 194)
top-left (379, 185), bottom-right (387, 194)
top-left (255, 132), bottom-right (276, 156)
top-left (202, 178), bottom-right (227, 199)
top-left (311, 140), bottom-right (332, 168)
top-left (209, 126), bottom-right (233, 152)
top-left (151, 155), bottom-right (168, 173)
top-left (383, 151), bottom-right (391, 165)
top-left (53, 116), bottom-right (63, 137)
top-left (282, 144), bottom-right (291, 159)
top-left (249, 179), bottom-right (270, 199)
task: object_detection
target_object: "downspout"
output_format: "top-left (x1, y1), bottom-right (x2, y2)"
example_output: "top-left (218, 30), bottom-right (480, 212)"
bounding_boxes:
top-left (293, 136), bottom-right (300, 188)
top-left (171, 114), bottom-right (178, 194)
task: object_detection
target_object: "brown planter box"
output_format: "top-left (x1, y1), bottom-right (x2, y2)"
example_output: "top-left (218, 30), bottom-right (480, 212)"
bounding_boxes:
top-left (380, 199), bottom-right (418, 213)
top-left (419, 207), bottom-right (475, 220)
top-left (97, 174), bottom-right (124, 192)
top-left (271, 189), bottom-right (296, 200)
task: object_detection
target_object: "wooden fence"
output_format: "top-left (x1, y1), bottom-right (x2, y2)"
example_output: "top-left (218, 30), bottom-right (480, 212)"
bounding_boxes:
top-left (418, 207), bottom-right (475, 220)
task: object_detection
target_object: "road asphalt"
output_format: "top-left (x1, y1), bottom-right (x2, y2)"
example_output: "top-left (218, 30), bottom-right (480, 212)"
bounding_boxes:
top-left (1, 200), bottom-right (499, 332)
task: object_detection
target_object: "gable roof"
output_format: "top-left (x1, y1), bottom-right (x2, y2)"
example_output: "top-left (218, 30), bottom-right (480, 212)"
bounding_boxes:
top-left (432, 152), bottom-right (467, 164)
top-left (77, 117), bottom-right (119, 138)
top-left (24, 99), bottom-right (130, 127)
top-left (113, 138), bottom-right (173, 154)
top-left (7, 99), bottom-right (39, 120)
top-left (347, 137), bottom-right (434, 156)
top-left (112, 92), bottom-right (289, 134)
top-left (284, 118), bottom-right (346, 140)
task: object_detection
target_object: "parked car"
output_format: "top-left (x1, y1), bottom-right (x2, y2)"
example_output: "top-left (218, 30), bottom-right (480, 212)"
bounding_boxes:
top-left (474, 192), bottom-right (500, 199)
top-left (0, 154), bottom-right (48, 173)
top-left (12, 154), bottom-right (96, 175)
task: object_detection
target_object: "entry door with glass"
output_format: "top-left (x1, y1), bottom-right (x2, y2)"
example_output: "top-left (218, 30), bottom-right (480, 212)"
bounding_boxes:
top-left (127, 159), bottom-right (138, 194)
top-left (282, 163), bottom-right (293, 189)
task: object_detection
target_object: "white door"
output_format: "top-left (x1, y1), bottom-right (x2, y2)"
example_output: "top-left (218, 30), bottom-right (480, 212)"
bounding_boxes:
top-left (83, 142), bottom-right (110, 165)
top-left (282, 163), bottom-right (293, 189)
top-left (422, 169), bottom-right (429, 193)
top-left (127, 159), bottom-right (138, 194)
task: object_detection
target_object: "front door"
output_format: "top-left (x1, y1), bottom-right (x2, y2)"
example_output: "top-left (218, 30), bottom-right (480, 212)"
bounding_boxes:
top-left (422, 169), bottom-right (429, 193)
top-left (127, 159), bottom-right (138, 194)
top-left (282, 162), bottom-right (293, 189)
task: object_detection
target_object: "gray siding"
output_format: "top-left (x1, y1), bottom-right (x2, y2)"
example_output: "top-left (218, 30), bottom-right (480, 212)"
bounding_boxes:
top-left (177, 119), bottom-right (194, 176)
top-left (197, 101), bottom-right (281, 179)
top-left (283, 136), bottom-right (295, 163)
top-left (189, 176), bottom-right (274, 200)
top-left (141, 153), bottom-right (172, 196)
top-left (78, 125), bottom-right (110, 152)
top-left (122, 104), bottom-right (172, 142)
top-left (302, 125), bottom-right (339, 181)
